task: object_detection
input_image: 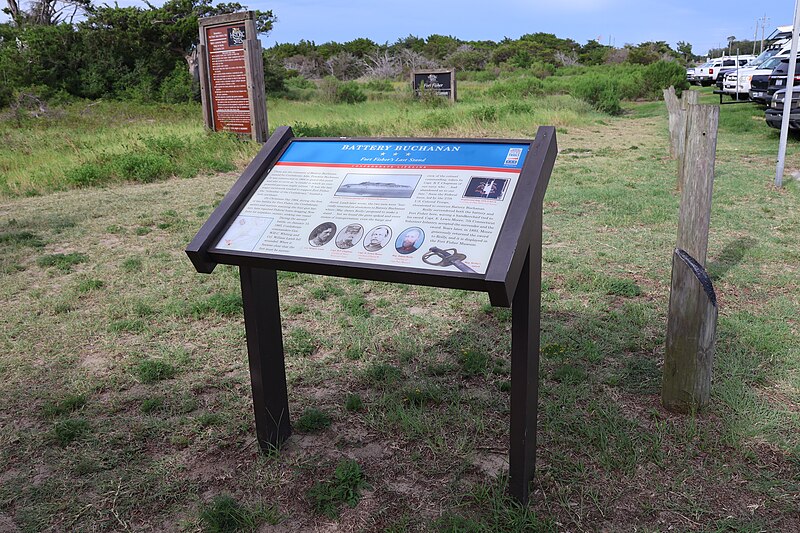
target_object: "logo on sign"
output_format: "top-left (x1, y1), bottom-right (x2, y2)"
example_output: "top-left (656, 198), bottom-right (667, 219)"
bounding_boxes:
top-left (504, 148), bottom-right (522, 166)
top-left (227, 26), bottom-right (245, 46)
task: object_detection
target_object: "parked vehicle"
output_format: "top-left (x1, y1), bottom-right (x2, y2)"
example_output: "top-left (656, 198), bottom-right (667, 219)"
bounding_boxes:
top-left (694, 55), bottom-right (756, 86)
top-left (723, 44), bottom-right (791, 99)
top-left (765, 88), bottom-right (800, 130)
top-left (750, 56), bottom-right (790, 103)
top-left (686, 67), bottom-right (696, 84)
top-left (750, 74), bottom-right (771, 104)
top-left (767, 58), bottom-right (800, 101)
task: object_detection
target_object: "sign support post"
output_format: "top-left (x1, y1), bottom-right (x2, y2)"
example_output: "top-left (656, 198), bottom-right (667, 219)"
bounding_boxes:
top-left (240, 266), bottom-right (291, 449)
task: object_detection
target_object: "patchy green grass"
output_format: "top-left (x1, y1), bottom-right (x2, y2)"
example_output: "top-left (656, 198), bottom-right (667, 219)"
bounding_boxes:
top-left (307, 459), bottom-right (367, 519)
top-left (0, 94), bottom-right (797, 531)
top-left (199, 494), bottom-right (280, 532)
top-left (295, 408), bottom-right (332, 432)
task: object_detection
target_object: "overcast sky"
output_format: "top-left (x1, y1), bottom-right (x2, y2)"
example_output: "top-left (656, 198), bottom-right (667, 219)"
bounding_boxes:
top-left (2, 0), bottom-right (795, 57)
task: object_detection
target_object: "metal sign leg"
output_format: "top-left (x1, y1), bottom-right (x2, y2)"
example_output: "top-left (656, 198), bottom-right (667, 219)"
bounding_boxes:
top-left (239, 266), bottom-right (292, 451)
top-left (508, 241), bottom-right (542, 505)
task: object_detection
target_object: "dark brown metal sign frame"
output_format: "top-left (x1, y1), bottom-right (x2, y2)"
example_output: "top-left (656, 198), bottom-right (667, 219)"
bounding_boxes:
top-left (186, 126), bottom-right (557, 504)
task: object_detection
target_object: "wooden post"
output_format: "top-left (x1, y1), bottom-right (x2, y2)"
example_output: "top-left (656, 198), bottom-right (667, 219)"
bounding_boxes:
top-left (676, 104), bottom-right (719, 265)
top-left (675, 90), bottom-right (699, 187)
top-left (662, 248), bottom-right (718, 412)
top-left (243, 38), bottom-right (268, 142)
top-left (197, 43), bottom-right (212, 133)
top-left (664, 87), bottom-right (681, 158)
top-left (665, 87), bottom-right (699, 186)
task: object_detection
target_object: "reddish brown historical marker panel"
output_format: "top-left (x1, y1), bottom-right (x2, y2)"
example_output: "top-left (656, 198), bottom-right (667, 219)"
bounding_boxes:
top-left (205, 24), bottom-right (251, 134)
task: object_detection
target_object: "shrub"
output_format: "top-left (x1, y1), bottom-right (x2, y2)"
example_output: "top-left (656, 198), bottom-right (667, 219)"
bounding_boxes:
top-left (486, 77), bottom-right (544, 99)
top-left (470, 105), bottom-right (498, 122)
top-left (282, 75), bottom-right (317, 100)
top-left (336, 81), bottom-right (367, 104)
top-left (64, 163), bottom-right (113, 187)
top-left (158, 64), bottom-right (194, 103)
top-left (641, 60), bottom-right (688, 99)
top-left (291, 121), bottom-right (371, 138)
top-left (571, 76), bottom-right (622, 115)
top-left (363, 79), bottom-right (394, 92)
top-left (113, 153), bottom-right (174, 183)
top-left (318, 76), bottom-right (341, 103)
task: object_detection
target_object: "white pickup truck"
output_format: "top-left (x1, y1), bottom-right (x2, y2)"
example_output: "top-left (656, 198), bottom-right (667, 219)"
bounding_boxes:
top-left (694, 55), bottom-right (756, 86)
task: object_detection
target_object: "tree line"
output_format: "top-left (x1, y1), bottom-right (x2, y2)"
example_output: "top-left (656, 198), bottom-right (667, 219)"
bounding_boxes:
top-left (1, 0), bottom-right (692, 108)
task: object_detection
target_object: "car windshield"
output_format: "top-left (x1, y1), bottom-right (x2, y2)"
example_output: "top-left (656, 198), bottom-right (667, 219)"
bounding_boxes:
top-left (760, 57), bottom-right (785, 70)
top-left (750, 48), bottom-right (779, 67)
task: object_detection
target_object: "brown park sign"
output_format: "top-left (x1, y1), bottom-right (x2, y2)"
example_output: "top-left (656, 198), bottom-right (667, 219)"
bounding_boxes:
top-left (198, 12), bottom-right (268, 142)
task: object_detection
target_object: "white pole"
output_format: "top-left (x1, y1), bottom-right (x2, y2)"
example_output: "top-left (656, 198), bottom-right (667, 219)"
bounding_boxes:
top-left (776, 8), bottom-right (800, 188)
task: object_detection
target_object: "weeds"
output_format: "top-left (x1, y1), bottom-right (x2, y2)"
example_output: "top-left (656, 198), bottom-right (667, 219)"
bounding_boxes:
top-left (295, 408), bottom-right (332, 432)
top-left (199, 494), bottom-right (280, 532)
top-left (41, 394), bottom-right (87, 418)
top-left (50, 418), bottom-right (91, 446)
top-left (36, 252), bottom-right (87, 272)
top-left (135, 359), bottom-right (177, 383)
top-left (307, 459), bottom-right (366, 519)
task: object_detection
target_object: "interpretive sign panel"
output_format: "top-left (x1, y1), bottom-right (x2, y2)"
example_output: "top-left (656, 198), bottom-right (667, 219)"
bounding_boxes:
top-left (187, 126), bottom-right (557, 506)
top-left (198, 12), bottom-right (268, 142)
top-left (412, 69), bottom-right (456, 102)
top-left (214, 140), bottom-right (529, 275)
top-left (205, 23), bottom-right (250, 133)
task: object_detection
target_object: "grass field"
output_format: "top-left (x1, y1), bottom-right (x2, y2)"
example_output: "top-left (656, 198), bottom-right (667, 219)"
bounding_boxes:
top-left (0, 86), bottom-right (798, 532)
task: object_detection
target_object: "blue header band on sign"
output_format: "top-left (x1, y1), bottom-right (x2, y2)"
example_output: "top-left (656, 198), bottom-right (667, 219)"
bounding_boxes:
top-left (279, 140), bottom-right (530, 169)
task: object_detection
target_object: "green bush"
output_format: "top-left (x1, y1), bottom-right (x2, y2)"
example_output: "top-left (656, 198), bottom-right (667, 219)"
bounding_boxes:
top-left (291, 121), bottom-right (371, 138)
top-left (318, 76), bottom-right (341, 103)
top-left (470, 105), bottom-right (498, 122)
top-left (113, 153), bottom-right (174, 183)
top-left (262, 54), bottom-right (287, 94)
top-left (158, 64), bottom-right (194, 104)
top-left (571, 76), bottom-right (622, 115)
top-left (486, 77), bottom-right (544, 99)
top-left (336, 81), bottom-right (367, 104)
top-left (459, 69), bottom-right (499, 82)
top-left (65, 163), bottom-right (113, 187)
top-left (283, 76), bottom-right (316, 100)
top-left (363, 79), bottom-right (394, 91)
top-left (641, 60), bottom-right (688, 98)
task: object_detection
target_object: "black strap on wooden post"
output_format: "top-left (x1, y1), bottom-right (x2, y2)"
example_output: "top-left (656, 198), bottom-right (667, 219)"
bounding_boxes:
top-left (662, 248), bottom-right (718, 413)
top-left (240, 266), bottom-right (291, 449)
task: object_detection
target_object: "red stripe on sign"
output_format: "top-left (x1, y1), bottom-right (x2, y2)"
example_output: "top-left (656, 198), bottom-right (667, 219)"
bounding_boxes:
top-left (274, 162), bottom-right (521, 173)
